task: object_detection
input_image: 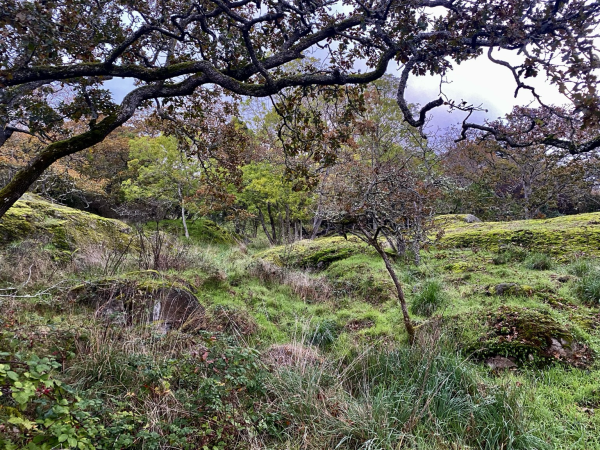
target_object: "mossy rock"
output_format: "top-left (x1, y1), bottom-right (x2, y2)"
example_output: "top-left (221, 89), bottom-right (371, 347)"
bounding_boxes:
top-left (0, 194), bottom-right (133, 253)
top-left (256, 236), bottom-right (370, 270)
top-left (325, 256), bottom-right (394, 303)
top-left (154, 218), bottom-right (237, 244)
top-left (462, 306), bottom-right (592, 368)
top-left (438, 212), bottom-right (600, 257)
top-left (68, 271), bottom-right (204, 331)
top-left (435, 214), bottom-right (482, 227)
top-left (485, 283), bottom-right (535, 297)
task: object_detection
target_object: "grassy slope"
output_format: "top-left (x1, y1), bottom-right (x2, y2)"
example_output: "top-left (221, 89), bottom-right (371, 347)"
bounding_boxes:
top-left (1, 205), bottom-right (600, 449)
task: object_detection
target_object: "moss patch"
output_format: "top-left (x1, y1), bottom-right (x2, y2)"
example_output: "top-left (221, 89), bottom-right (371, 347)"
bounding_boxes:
top-left (324, 255), bottom-right (394, 303)
top-left (256, 236), bottom-right (370, 270)
top-left (460, 306), bottom-right (592, 368)
top-left (438, 212), bottom-right (600, 257)
top-left (0, 194), bottom-right (132, 254)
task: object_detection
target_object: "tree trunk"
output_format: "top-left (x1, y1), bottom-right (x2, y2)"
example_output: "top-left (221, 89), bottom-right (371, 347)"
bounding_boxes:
top-left (374, 242), bottom-right (415, 344)
top-left (181, 205), bottom-right (189, 238)
top-left (258, 209), bottom-right (275, 245)
top-left (266, 202), bottom-right (278, 244)
top-left (311, 216), bottom-right (323, 239)
top-left (178, 185), bottom-right (189, 238)
top-left (0, 115), bottom-right (121, 218)
top-left (285, 204), bottom-right (291, 244)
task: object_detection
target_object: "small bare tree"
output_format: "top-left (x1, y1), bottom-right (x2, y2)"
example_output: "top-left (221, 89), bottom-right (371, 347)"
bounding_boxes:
top-left (320, 147), bottom-right (439, 343)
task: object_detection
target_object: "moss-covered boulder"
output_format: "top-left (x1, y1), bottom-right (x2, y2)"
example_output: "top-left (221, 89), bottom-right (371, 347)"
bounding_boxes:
top-left (256, 236), bottom-right (369, 270)
top-left (69, 271), bottom-right (204, 331)
top-left (438, 212), bottom-right (600, 257)
top-left (0, 194), bottom-right (132, 254)
top-left (462, 306), bottom-right (591, 368)
top-left (485, 283), bottom-right (535, 297)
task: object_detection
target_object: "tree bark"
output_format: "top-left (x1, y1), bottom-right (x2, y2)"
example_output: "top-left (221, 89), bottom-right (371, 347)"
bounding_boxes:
top-left (178, 185), bottom-right (189, 238)
top-left (258, 209), bottom-right (275, 245)
top-left (266, 202), bottom-right (278, 245)
top-left (374, 242), bottom-right (415, 344)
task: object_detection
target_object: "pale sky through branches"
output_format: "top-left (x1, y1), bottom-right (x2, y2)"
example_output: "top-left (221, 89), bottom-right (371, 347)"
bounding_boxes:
top-left (106, 50), bottom-right (571, 133)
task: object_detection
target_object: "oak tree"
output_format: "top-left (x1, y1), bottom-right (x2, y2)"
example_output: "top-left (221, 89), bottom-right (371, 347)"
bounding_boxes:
top-left (1, 0), bottom-right (599, 218)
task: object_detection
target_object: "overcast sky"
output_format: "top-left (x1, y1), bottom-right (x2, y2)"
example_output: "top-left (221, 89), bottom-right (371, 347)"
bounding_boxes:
top-left (400, 52), bottom-right (570, 131)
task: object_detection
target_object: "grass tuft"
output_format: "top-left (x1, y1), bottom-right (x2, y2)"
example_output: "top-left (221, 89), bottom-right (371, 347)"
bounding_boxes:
top-left (524, 252), bottom-right (554, 271)
top-left (492, 244), bottom-right (529, 265)
top-left (410, 279), bottom-right (447, 317)
top-left (574, 272), bottom-right (600, 305)
top-left (567, 259), bottom-right (597, 278)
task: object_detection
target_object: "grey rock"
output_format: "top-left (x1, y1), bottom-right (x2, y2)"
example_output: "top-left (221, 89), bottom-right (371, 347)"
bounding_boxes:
top-left (464, 214), bottom-right (482, 223)
top-left (485, 356), bottom-right (517, 370)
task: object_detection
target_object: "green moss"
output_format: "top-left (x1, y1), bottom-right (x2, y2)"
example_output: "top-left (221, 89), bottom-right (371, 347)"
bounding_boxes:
top-left (256, 236), bottom-right (370, 269)
top-left (325, 255), bottom-right (393, 303)
top-left (0, 194), bottom-right (132, 252)
top-left (439, 212), bottom-right (600, 257)
top-left (459, 306), bottom-right (590, 367)
top-left (486, 283), bottom-right (535, 297)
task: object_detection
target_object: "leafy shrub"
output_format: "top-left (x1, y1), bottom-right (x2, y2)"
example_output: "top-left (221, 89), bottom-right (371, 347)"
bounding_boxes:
top-left (524, 252), bottom-right (553, 270)
top-left (0, 353), bottom-right (103, 450)
top-left (411, 279), bottom-right (447, 317)
top-left (574, 272), bottom-right (600, 305)
top-left (69, 332), bottom-right (270, 449)
top-left (492, 245), bottom-right (529, 265)
top-left (568, 259), bottom-right (597, 278)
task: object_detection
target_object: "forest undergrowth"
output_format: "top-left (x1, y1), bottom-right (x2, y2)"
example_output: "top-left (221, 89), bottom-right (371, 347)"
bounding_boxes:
top-left (1, 214), bottom-right (600, 449)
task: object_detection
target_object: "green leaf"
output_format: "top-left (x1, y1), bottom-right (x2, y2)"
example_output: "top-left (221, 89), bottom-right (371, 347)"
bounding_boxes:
top-left (6, 371), bottom-right (19, 381)
top-left (8, 416), bottom-right (37, 430)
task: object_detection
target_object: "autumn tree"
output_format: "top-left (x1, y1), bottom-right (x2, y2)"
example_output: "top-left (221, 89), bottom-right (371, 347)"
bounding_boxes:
top-left (442, 106), bottom-right (600, 220)
top-left (320, 143), bottom-right (439, 343)
top-left (2, 0), bottom-right (600, 218)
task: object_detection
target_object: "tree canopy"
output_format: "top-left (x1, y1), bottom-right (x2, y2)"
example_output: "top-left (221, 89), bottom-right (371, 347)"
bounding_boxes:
top-left (1, 0), bottom-right (600, 217)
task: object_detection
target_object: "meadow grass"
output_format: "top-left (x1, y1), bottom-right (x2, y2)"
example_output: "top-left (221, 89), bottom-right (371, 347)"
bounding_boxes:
top-left (2, 222), bottom-right (600, 449)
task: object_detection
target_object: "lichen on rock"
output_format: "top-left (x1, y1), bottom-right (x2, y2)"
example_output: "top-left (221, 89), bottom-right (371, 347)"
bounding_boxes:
top-left (464, 306), bottom-right (592, 368)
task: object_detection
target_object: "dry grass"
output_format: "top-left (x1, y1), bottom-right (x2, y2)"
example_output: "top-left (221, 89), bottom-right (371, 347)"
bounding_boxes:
top-left (248, 259), bottom-right (333, 302)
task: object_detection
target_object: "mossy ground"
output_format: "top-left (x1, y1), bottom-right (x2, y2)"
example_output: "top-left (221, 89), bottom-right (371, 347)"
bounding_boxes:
top-left (437, 212), bottom-right (600, 258)
top-left (2, 211), bottom-right (600, 448)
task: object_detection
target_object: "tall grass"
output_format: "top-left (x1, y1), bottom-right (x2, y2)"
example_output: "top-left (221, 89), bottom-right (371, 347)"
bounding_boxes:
top-left (567, 259), bottom-right (597, 278)
top-left (266, 331), bottom-right (546, 449)
top-left (492, 245), bottom-right (529, 265)
top-left (524, 252), bottom-right (554, 271)
top-left (574, 272), bottom-right (600, 305)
